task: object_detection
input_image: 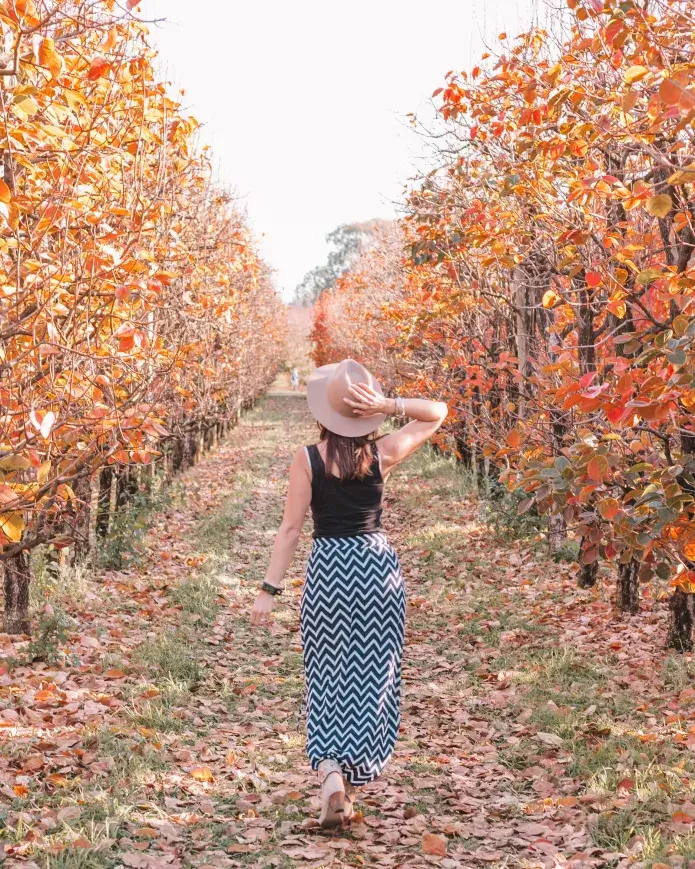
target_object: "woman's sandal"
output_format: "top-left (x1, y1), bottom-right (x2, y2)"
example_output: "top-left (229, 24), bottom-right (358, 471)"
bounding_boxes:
top-left (317, 759), bottom-right (346, 828)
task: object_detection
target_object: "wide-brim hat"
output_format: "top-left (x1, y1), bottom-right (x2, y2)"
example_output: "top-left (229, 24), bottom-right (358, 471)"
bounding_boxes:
top-left (306, 359), bottom-right (387, 437)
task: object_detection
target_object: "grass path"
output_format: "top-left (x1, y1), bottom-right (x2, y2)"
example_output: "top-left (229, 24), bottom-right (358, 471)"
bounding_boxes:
top-left (3, 395), bottom-right (695, 869)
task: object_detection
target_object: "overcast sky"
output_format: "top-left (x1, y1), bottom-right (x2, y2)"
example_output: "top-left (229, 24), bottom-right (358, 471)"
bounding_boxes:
top-left (141, 0), bottom-right (542, 300)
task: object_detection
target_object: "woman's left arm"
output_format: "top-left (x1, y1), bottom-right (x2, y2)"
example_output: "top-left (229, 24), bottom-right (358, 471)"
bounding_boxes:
top-left (250, 448), bottom-right (312, 626)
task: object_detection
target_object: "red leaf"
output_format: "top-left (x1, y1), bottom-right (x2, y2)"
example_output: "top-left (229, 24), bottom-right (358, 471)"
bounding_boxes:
top-left (586, 271), bottom-right (602, 288)
top-left (87, 57), bottom-right (109, 80)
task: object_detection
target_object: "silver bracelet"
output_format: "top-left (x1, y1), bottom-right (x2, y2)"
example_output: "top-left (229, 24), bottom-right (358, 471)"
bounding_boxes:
top-left (393, 396), bottom-right (406, 418)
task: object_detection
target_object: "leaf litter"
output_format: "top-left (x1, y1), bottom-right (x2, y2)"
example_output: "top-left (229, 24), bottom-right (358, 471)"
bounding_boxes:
top-left (0, 394), bottom-right (693, 868)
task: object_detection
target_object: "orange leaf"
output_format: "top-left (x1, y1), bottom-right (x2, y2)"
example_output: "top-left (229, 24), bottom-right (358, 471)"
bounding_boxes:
top-left (507, 429), bottom-right (522, 448)
top-left (586, 271), bottom-right (602, 288)
top-left (46, 773), bottom-right (69, 787)
top-left (660, 77), bottom-right (684, 105)
top-left (189, 766), bottom-right (214, 783)
top-left (587, 455), bottom-right (608, 482)
top-left (672, 811), bottom-right (694, 824)
top-left (598, 497), bottom-right (620, 520)
top-left (38, 37), bottom-right (62, 78)
top-left (422, 833), bottom-right (447, 856)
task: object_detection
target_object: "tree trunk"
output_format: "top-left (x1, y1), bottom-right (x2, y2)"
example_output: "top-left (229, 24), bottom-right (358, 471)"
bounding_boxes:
top-left (577, 559), bottom-right (598, 589)
top-left (616, 559), bottom-right (640, 614)
top-left (183, 431), bottom-right (196, 468)
top-left (72, 475), bottom-right (92, 563)
top-left (514, 267), bottom-right (529, 419)
top-left (667, 587), bottom-right (694, 652)
top-left (453, 422), bottom-right (473, 469)
top-left (172, 436), bottom-right (184, 474)
top-left (116, 465), bottom-right (138, 510)
top-left (96, 465), bottom-right (113, 537)
top-left (3, 550), bottom-right (31, 634)
top-left (548, 513), bottom-right (567, 554)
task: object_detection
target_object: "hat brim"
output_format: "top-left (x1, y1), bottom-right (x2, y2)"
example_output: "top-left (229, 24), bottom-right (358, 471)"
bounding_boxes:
top-left (306, 363), bottom-right (387, 437)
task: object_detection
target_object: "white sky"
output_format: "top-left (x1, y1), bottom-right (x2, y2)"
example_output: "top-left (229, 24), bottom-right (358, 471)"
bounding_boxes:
top-left (141, 0), bottom-right (542, 301)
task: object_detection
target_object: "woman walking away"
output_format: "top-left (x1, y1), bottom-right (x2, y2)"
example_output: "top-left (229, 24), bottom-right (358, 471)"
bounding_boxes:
top-left (250, 359), bottom-right (447, 827)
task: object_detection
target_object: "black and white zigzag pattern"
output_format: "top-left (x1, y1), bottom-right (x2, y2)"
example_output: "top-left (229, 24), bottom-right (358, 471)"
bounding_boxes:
top-left (300, 532), bottom-right (406, 786)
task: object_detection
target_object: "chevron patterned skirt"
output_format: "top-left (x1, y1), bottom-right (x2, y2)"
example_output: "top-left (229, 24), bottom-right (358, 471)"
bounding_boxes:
top-left (300, 532), bottom-right (406, 786)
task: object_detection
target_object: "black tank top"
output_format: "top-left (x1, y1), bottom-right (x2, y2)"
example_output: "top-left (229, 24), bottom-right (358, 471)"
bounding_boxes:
top-left (306, 442), bottom-right (384, 539)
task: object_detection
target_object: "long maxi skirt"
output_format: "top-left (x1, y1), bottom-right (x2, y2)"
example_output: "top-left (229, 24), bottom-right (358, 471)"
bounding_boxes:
top-left (300, 532), bottom-right (406, 786)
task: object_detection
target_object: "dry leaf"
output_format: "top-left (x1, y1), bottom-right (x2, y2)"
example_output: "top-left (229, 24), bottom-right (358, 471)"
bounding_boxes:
top-left (422, 833), bottom-right (447, 856)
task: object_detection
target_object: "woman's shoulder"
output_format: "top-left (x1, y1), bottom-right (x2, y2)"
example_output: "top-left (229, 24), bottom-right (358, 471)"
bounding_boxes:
top-left (298, 443), bottom-right (322, 466)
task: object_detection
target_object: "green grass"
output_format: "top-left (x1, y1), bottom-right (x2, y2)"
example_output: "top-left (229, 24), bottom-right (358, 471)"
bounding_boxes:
top-left (170, 572), bottom-right (220, 619)
top-left (133, 629), bottom-right (202, 685)
top-left (33, 850), bottom-right (119, 869)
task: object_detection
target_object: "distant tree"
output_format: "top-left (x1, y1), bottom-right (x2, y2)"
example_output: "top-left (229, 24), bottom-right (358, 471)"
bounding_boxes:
top-left (294, 220), bottom-right (391, 304)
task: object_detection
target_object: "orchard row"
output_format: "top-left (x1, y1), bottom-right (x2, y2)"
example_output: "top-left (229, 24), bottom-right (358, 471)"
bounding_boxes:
top-left (0, 0), bottom-right (285, 631)
top-left (313, 0), bottom-right (695, 647)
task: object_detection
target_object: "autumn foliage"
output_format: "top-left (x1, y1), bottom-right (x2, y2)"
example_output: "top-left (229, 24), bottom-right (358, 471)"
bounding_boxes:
top-left (0, 1), bottom-right (284, 629)
top-left (312, 0), bottom-right (695, 646)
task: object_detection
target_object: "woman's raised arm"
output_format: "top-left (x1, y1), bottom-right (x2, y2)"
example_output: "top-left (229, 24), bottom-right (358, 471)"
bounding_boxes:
top-left (343, 383), bottom-right (448, 476)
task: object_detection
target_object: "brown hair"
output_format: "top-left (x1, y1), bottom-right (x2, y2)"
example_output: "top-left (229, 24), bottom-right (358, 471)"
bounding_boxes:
top-left (318, 424), bottom-right (377, 481)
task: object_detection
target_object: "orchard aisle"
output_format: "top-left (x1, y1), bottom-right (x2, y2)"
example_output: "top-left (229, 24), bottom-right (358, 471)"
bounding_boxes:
top-left (3, 395), bottom-right (692, 869)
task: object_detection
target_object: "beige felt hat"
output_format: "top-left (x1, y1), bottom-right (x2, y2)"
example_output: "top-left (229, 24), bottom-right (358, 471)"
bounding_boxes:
top-left (306, 359), bottom-right (387, 437)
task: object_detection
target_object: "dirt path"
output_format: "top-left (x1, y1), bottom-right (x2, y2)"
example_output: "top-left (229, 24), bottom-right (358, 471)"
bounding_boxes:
top-left (2, 395), bottom-right (693, 869)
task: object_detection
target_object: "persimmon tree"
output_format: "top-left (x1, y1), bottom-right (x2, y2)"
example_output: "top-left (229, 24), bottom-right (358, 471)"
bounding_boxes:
top-left (313, 0), bottom-right (695, 648)
top-left (0, 0), bottom-right (284, 633)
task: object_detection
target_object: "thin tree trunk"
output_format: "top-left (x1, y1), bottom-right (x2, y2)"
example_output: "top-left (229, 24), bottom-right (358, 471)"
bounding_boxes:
top-left (172, 436), bottom-right (184, 474)
top-left (577, 557), bottom-right (598, 589)
top-left (453, 422), bottom-right (473, 469)
top-left (183, 431), bottom-right (196, 468)
top-left (88, 473), bottom-right (99, 553)
top-left (548, 513), bottom-right (567, 554)
top-left (616, 559), bottom-right (640, 614)
top-left (3, 551), bottom-right (31, 634)
top-left (514, 267), bottom-right (528, 419)
top-left (96, 465), bottom-right (113, 537)
top-left (116, 465), bottom-right (137, 510)
top-left (667, 587), bottom-right (694, 652)
top-left (72, 475), bottom-right (92, 563)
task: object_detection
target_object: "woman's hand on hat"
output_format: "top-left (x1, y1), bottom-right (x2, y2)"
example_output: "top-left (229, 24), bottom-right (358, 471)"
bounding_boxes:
top-left (344, 382), bottom-right (391, 417)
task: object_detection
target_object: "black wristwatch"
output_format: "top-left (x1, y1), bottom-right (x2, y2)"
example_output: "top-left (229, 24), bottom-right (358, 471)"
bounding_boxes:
top-left (260, 581), bottom-right (282, 596)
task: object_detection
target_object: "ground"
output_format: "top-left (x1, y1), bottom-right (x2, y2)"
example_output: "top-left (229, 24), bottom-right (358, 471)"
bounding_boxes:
top-left (2, 393), bottom-right (695, 869)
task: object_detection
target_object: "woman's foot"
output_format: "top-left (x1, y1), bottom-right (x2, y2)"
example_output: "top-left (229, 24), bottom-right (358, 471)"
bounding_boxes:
top-left (317, 759), bottom-right (346, 828)
top-left (343, 782), bottom-right (356, 822)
